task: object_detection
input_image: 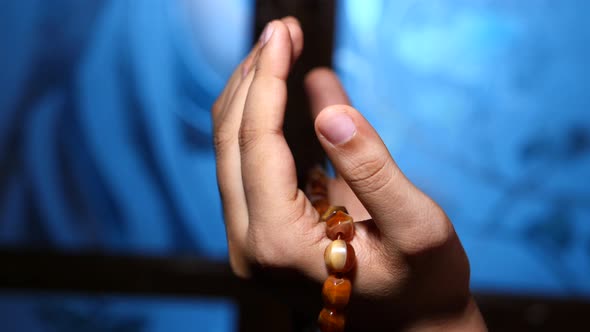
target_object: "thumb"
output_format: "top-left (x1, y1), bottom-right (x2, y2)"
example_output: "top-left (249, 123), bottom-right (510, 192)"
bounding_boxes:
top-left (314, 105), bottom-right (448, 245)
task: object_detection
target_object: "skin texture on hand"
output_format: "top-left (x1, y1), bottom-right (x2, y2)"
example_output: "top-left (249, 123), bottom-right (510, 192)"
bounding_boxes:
top-left (211, 17), bottom-right (487, 331)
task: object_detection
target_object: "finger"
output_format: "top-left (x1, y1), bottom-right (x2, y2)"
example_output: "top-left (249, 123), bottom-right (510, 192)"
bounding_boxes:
top-left (213, 41), bottom-right (262, 263)
top-left (242, 16), bottom-right (302, 85)
top-left (240, 20), bottom-right (306, 223)
top-left (214, 15), bottom-right (304, 129)
top-left (304, 67), bottom-right (350, 119)
top-left (215, 17), bottom-right (306, 237)
top-left (213, 16), bottom-right (303, 121)
top-left (304, 68), bottom-right (361, 210)
top-left (212, 44), bottom-right (260, 126)
top-left (282, 16), bottom-right (304, 63)
top-left (216, 16), bottom-right (305, 227)
top-left (216, 17), bottom-right (305, 272)
top-left (314, 105), bottom-right (449, 246)
top-left (215, 70), bottom-right (255, 254)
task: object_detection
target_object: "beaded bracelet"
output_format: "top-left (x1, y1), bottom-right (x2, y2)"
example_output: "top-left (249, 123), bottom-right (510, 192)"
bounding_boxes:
top-left (306, 166), bottom-right (356, 332)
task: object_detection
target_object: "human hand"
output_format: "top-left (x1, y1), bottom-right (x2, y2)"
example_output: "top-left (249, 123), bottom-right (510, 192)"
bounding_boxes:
top-left (212, 17), bottom-right (486, 331)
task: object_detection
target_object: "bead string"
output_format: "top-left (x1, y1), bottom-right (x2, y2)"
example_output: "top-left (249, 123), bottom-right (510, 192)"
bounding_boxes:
top-left (306, 166), bottom-right (356, 332)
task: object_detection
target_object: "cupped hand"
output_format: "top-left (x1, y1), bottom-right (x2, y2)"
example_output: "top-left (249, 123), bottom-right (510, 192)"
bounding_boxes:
top-left (212, 17), bottom-right (486, 331)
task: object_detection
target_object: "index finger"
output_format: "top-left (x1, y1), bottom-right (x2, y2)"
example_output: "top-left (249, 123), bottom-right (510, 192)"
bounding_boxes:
top-left (239, 21), bottom-right (309, 223)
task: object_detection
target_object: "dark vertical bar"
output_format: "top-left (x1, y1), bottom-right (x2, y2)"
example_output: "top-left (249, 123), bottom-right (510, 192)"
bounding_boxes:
top-left (240, 2), bottom-right (337, 331)
top-left (253, 0), bottom-right (336, 185)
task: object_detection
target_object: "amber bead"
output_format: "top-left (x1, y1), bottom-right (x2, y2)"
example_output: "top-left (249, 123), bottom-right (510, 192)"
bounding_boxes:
top-left (318, 308), bottom-right (346, 332)
top-left (307, 179), bottom-right (328, 197)
top-left (313, 199), bottom-right (330, 217)
top-left (324, 239), bottom-right (356, 273)
top-left (321, 206), bottom-right (347, 220)
top-left (322, 275), bottom-right (352, 310)
top-left (324, 209), bottom-right (355, 241)
top-left (306, 166), bottom-right (328, 197)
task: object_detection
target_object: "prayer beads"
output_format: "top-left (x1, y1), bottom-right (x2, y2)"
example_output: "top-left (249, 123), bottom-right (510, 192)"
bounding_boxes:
top-left (322, 275), bottom-right (352, 310)
top-left (306, 166), bottom-right (356, 332)
top-left (323, 206), bottom-right (355, 241)
top-left (324, 239), bottom-right (355, 273)
top-left (318, 308), bottom-right (346, 332)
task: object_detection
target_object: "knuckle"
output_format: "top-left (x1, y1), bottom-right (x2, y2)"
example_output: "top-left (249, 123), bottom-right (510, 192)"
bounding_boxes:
top-left (238, 126), bottom-right (282, 154)
top-left (400, 204), bottom-right (454, 256)
top-left (213, 126), bottom-right (236, 154)
top-left (251, 71), bottom-right (288, 98)
top-left (347, 156), bottom-right (395, 195)
top-left (238, 127), bottom-right (261, 154)
top-left (426, 206), bottom-right (454, 248)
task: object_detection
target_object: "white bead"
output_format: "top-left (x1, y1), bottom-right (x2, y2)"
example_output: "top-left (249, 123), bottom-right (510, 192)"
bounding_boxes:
top-left (324, 239), bottom-right (355, 273)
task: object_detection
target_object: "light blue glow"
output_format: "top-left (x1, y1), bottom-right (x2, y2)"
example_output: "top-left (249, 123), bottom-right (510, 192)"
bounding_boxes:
top-left (335, 0), bottom-right (590, 297)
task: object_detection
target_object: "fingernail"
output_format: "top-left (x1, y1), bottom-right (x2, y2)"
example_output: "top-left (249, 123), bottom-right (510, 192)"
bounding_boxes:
top-left (259, 22), bottom-right (275, 46)
top-left (319, 112), bottom-right (356, 145)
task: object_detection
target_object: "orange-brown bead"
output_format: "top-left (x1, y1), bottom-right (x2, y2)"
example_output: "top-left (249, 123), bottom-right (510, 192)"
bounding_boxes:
top-left (306, 166), bottom-right (328, 197)
top-left (324, 239), bottom-right (356, 273)
top-left (321, 206), bottom-right (348, 221)
top-left (318, 308), bottom-right (346, 332)
top-left (322, 275), bottom-right (352, 310)
top-left (313, 199), bottom-right (330, 217)
top-left (324, 208), bottom-right (355, 241)
top-left (308, 179), bottom-right (328, 197)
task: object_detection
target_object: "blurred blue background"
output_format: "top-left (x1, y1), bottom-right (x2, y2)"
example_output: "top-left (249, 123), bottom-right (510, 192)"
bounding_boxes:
top-left (0, 0), bottom-right (589, 331)
top-left (334, 0), bottom-right (590, 297)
